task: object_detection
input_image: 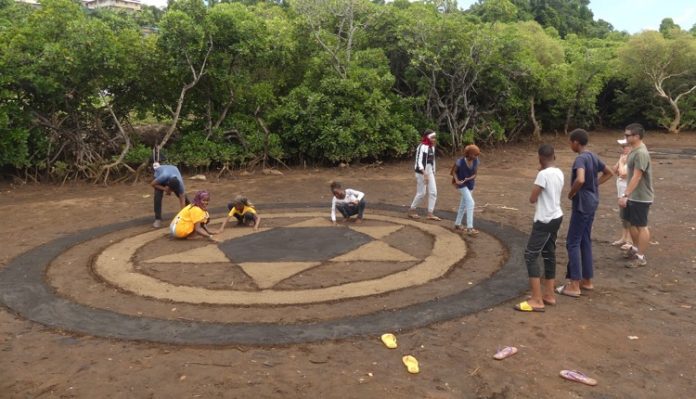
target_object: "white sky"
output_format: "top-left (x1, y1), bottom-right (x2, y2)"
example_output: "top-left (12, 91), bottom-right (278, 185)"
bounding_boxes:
top-left (457, 0), bottom-right (696, 33)
top-left (140, 0), bottom-right (696, 33)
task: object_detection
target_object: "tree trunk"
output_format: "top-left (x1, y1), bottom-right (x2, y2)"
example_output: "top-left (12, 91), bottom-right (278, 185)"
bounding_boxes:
top-left (564, 103), bottom-right (573, 135)
top-left (654, 80), bottom-right (696, 134)
top-left (255, 106), bottom-right (269, 169)
top-left (529, 96), bottom-right (541, 141)
top-left (668, 98), bottom-right (680, 134)
top-left (158, 36), bottom-right (213, 151)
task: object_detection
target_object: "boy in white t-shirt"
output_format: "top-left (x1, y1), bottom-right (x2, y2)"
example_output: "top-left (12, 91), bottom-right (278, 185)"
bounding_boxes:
top-left (330, 181), bottom-right (366, 225)
top-left (514, 144), bottom-right (564, 312)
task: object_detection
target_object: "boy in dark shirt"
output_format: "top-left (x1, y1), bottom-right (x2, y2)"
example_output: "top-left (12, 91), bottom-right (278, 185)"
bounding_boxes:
top-left (557, 129), bottom-right (613, 297)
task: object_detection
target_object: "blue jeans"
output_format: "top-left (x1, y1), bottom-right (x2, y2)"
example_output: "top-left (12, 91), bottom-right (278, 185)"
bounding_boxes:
top-left (337, 199), bottom-right (366, 219)
top-left (565, 209), bottom-right (596, 281)
top-left (455, 186), bottom-right (475, 228)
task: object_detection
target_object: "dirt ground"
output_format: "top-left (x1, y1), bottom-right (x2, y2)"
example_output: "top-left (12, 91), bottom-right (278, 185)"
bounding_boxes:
top-left (1, 130), bottom-right (695, 398)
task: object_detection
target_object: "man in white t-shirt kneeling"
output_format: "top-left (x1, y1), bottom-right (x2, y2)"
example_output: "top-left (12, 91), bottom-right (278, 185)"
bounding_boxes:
top-left (514, 144), bottom-right (565, 313)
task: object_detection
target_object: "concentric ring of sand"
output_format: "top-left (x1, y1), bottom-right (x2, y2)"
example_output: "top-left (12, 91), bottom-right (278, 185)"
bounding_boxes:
top-left (93, 212), bottom-right (466, 305)
top-left (0, 203), bottom-right (527, 345)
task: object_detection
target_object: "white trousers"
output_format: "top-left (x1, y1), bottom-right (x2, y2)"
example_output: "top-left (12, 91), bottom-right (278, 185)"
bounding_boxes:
top-left (410, 164), bottom-right (437, 213)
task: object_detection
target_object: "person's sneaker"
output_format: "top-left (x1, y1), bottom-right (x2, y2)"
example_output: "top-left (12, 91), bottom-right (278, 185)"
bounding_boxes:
top-left (152, 219), bottom-right (162, 228)
top-left (623, 246), bottom-right (638, 259)
top-left (625, 256), bottom-right (647, 268)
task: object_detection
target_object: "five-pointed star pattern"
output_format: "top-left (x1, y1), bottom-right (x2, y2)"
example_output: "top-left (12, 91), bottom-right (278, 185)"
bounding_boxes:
top-left (144, 217), bottom-right (414, 289)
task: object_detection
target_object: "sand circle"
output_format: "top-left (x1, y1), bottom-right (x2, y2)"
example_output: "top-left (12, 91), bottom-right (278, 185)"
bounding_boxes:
top-left (93, 212), bottom-right (467, 305)
top-left (0, 203), bottom-right (527, 345)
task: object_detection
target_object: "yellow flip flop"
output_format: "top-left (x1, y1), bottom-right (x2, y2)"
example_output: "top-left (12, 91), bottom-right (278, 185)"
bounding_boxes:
top-left (513, 301), bottom-right (545, 312)
top-left (402, 355), bottom-right (420, 374)
top-left (380, 333), bottom-right (398, 349)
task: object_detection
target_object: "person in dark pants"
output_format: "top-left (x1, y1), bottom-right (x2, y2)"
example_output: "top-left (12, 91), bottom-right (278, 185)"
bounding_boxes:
top-left (514, 144), bottom-right (564, 312)
top-left (330, 181), bottom-right (366, 225)
top-left (557, 129), bottom-right (613, 298)
top-left (150, 163), bottom-right (189, 228)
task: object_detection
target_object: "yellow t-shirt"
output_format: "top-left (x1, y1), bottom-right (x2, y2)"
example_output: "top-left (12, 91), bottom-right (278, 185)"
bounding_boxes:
top-left (170, 204), bottom-right (209, 238)
top-left (228, 205), bottom-right (256, 218)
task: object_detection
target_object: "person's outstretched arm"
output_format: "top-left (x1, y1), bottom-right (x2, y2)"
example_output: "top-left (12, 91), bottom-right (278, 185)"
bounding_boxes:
top-left (216, 217), bottom-right (231, 234)
top-left (331, 197), bottom-right (338, 225)
top-left (253, 214), bottom-right (261, 230)
top-left (195, 222), bottom-right (217, 241)
top-left (177, 192), bottom-right (186, 209)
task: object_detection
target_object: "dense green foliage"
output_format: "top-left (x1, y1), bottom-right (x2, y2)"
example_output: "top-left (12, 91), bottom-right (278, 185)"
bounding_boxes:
top-left (1, 0), bottom-right (695, 180)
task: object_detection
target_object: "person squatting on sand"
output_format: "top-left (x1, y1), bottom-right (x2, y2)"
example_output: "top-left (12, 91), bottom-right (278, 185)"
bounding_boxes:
top-left (169, 190), bottom-right (216, 241)
top-left (329, 181), bottom-right (366, 225)
top-left (217, 196), bottom-right (261, 232)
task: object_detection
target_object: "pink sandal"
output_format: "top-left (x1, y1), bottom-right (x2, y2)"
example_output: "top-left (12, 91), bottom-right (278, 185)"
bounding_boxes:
top-left (560, 370), bottom-right (597, 386)
top-left (493, 346), bottom-right (518, 360)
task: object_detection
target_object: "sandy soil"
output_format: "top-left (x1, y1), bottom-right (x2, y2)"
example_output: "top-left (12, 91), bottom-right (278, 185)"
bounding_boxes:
top-left (1, 130), bottom-right (695, 398)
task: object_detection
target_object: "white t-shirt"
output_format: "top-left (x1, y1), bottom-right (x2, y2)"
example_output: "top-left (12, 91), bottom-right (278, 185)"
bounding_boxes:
top-left (331, 188), bottom-right (365, 222)
top-left (533, 167), bottom-right (564, 223)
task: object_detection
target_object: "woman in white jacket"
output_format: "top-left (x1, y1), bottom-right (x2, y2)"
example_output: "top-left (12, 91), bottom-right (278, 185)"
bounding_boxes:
top-left (408, 129), bottom-right (441, 220)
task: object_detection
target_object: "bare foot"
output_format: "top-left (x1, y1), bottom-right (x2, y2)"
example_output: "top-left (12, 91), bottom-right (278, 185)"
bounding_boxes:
top-left (542, 296), bottom-right (556, 305)
top-left (526, 295), bottom-right (556, 306)
top-left (525, 298), bottom-right (545, 308)
top-left (355, 218), bottom-right (363, 224)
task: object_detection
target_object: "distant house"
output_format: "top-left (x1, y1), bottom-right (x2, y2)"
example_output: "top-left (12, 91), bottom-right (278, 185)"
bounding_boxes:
top-left (14, 0), bottom-right (41, 7)
top-left (83, 0), bottom-right (142, 11)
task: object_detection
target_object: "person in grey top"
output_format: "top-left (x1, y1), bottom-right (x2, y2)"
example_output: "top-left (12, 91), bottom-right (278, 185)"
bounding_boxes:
top-left (150, 162), bottom-right (189, 228)
top-left (619, 123), bottom-right (654, 268)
